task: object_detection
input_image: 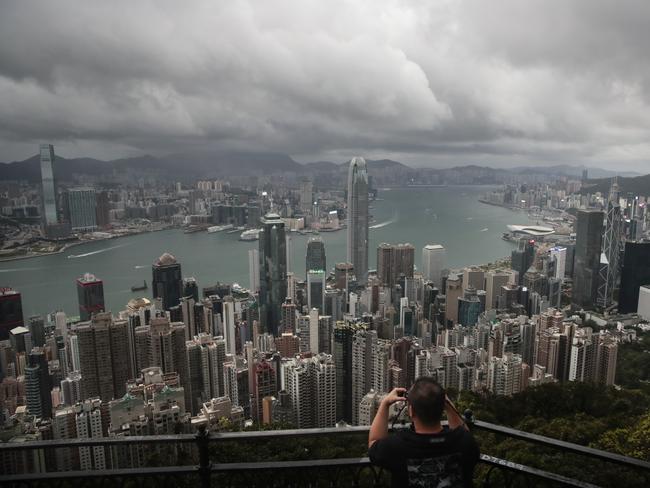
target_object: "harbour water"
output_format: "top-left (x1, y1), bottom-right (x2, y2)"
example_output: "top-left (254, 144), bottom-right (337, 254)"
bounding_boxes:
top-left (0, 186), bottom-right (533, 318)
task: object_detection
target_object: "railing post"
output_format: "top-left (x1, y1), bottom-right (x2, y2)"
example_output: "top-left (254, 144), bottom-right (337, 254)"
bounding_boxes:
top-left (196, 425), bottom-right (211, 488)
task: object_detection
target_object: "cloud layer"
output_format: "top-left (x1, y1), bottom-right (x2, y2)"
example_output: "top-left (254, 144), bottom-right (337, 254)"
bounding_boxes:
top-left (1, 0), bottom-right (649, 170)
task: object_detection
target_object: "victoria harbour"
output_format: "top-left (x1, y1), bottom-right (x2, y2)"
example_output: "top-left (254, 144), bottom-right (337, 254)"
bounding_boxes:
top-left (1, 186), bottom-right (529, 318)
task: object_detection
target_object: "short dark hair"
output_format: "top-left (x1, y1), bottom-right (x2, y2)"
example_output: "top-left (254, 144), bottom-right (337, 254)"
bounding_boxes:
top-left (408, 377), bottom-right (445, 425)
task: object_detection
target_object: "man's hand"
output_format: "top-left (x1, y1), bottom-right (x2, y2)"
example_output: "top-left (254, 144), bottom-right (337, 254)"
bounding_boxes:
top-left (382, 387), bottom-right (407, 407)
top-left (369, 387), bottom-right (407, 449)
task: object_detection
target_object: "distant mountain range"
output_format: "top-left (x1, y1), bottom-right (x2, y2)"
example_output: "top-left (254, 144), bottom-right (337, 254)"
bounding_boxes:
top-left (0, 150), bottom-right (643, 186)
top-left (581, 174), bottom-right (650, 196)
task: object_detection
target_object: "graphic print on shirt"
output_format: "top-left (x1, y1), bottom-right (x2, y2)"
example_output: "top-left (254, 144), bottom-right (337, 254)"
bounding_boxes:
top-left (406, 453), bottom-right (463, 487)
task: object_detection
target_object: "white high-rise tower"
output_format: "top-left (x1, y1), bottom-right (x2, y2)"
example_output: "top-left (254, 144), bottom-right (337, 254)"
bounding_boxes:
top-left (422, 244), bottom-right (446, 288)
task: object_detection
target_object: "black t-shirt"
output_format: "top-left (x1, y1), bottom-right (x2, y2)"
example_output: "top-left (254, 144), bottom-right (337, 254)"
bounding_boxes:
top-left (368, 426), bottom-right (480, 488)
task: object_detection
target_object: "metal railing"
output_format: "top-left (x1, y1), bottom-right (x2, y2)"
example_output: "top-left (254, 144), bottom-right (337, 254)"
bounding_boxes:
top-left (2, 413), bottom-right (649, 487)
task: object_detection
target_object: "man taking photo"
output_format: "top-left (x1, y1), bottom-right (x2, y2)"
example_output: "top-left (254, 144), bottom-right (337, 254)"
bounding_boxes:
top-left (368, 377), bottom-right (480, 487)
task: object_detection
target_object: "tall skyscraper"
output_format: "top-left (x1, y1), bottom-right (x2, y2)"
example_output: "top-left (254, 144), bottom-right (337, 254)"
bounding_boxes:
top-left (152, 252), bottom-right (183, 311)
top-left (39, 144), bottom-right (58, 229)
top-left (597, 180), bottom-right (623, 308)
top-left (307, 270), bottom-right (325, 314)
top-left (485, 271), bottom-right (513, 310)
top-left (75, 398), bottom-right (106, 470)
top-left (77, 273), bottom-right (105, 321)
top-left (549, 247), bottom-right (567, 280)
top-left (572, 210), bottom-right (604, 310)
top-left (351, 329), bottom-right (377, 425)
top-left (458, 286), bottom-right (482, 326)
top-left (306, 236), bottom-right (326, 277)
top-left (511, 239), bottom-right (536, 285)
top-left (0, 288), bottom-right (24, 340)
top-left (618, 241), bottom-right (650, 313)
top-left (284, 354), bottom-right (336, 428)
top-left (377, 243), bottom-right (415, 288)
top-left (186, 334), bottom-right (226, 414)
top-left (95, 190), bottom-right (111, 228)
top-left (346, 157), bottom-right (369, 285)
top-left (445, 274), bottom-right (462, 326)
top-left (67, 188), bottom-right (98, 232)
top-left (422, 244), bottom-right (445, 288)
top-left (333, 321), bottom-right (361, 422)
top-left (248, 249), bottom-right (260, 293)
top-left (75, 312), bottom-right (130, 402)
top-left (24, 348), bottom-right (52, 419)
top-left (299, 179), bottom-right (314, 214)
top-left (258, 213), bottom-right (287, 336)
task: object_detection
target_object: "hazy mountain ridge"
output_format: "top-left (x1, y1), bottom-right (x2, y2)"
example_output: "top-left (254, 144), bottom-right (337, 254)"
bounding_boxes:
top-left (0, 151), bottom-right (642, 185)
top-left (581, 174), bottom-right (650, 196)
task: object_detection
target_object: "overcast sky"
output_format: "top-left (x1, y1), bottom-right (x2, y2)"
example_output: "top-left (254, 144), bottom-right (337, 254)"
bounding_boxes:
top-left (1, 1), bottom-right (649, 171)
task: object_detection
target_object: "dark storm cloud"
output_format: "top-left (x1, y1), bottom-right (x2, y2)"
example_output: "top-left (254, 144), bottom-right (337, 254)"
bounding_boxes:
top-left (0, 0), bottom-right (649, 170)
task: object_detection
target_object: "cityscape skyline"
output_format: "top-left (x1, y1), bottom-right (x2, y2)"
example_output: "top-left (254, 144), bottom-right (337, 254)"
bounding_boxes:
top-left (2, 0), bottom-right (650, 483)
top-left (2, 143), bottom-right (650, 482)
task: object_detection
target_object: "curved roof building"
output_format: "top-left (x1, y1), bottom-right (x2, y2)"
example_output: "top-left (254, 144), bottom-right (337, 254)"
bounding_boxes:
top-left (507, 225), bottom-right (555, 237)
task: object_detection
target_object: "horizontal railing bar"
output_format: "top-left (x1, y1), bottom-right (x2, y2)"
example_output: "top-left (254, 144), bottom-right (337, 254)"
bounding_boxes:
top-left (207, 425), bottom-right (371, 441)
top-left (2, 420), bottom-right (648, 473)
top-left (0, 433), bottom-right (197, 451)
top-left (480, 454), bottom-right (600, 488)
top-left (210, 457), bottom-right (374, 471)
top-left (1, 465), bottom-right (197, 482)
top-left (472, 420), bottom-right (650, 470)
top-left (1, 456), bottom-right (602, 487)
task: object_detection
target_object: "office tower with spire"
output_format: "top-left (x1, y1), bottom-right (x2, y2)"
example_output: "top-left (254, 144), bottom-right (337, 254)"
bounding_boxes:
top-left (152, 252), bottom-right (183, 311)
top-left (306, 236), bottom-right (326, 277)
top-left (597, 180), bottom-right (623, 308)
top-left (422, 244), bottom-right (445, 288)
top-left (77, 273), bottom-right (105, 321)
top-left (572, 210), bottom-right (604, 310)
top-left (346, 157), bottom-right (369, 285)
top-left (258, 213), bottom-right (287, 336)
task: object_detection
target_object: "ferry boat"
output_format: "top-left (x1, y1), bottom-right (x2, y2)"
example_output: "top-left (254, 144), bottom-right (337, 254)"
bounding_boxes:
top-left (131, 280), bottom-right (148, 292)
top-left (207, 224), bottom-right (233, 233)
top-left (239, 229), bottom-right (261, 241)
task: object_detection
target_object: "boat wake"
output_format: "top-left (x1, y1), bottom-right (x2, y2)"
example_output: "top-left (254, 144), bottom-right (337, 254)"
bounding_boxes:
top-left (370, 213), bottom-right (399, 230)
top-left (134, 265), bottom-right (148, 269)
top-left (0, 266), bottom-right (47, 273)
top-left (68, 244), bottom-right (125, 259)
top-left (480, 228), bottom-right (489, 232)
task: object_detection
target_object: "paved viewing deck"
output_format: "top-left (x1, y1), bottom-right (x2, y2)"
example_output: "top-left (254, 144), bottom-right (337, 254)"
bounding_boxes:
top-left (2, 415), bottom-right (649, 487)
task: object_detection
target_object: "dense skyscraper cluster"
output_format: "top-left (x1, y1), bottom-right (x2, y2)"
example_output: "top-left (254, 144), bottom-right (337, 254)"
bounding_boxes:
top-left (3, 158), bottom-right (648, 478)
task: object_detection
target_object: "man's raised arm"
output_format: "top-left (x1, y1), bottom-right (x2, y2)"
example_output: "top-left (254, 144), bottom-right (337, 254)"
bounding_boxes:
top-left (368, 388), bottom-right (407, 448)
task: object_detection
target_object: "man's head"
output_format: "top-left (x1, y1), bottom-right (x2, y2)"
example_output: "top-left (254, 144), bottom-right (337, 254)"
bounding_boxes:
top-left (407, 377), bottom-right (445, 427)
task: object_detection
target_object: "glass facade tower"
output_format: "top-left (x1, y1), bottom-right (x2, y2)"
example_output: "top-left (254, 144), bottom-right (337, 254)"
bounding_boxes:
top-left (346, 157), bottom-right (369, 285)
